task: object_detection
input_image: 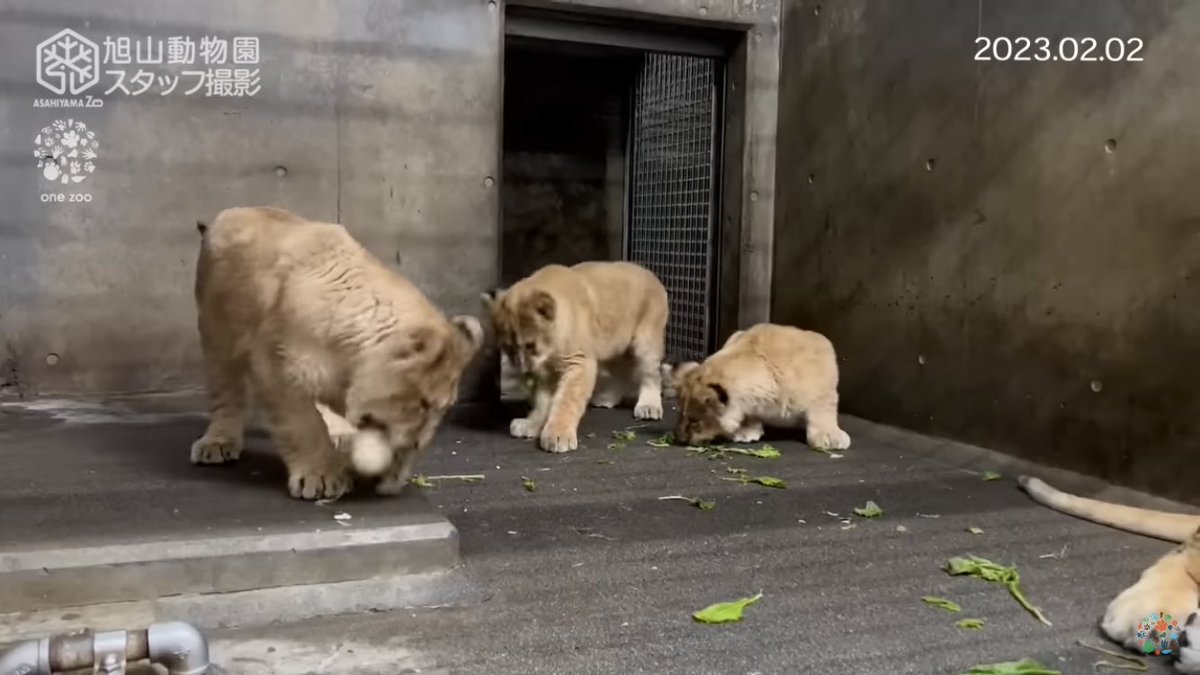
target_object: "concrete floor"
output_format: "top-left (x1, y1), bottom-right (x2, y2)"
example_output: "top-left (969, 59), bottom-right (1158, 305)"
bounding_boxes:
top-left (0, 396), bottom-right (1192, 675)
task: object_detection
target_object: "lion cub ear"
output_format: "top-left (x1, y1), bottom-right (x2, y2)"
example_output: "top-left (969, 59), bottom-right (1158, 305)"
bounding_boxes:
top-left (449, 314), bottom-right (485, 353)
top-left (480, 288), bottom-right (507, 314)
top-left (529, 290), bottom-right (556, 321)
top-left (671, 361), bottom-right (700, 389)
top-left (391, 325), bottom-right (440, 364)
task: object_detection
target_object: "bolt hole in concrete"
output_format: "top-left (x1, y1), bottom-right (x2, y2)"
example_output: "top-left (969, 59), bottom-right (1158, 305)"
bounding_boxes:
top-left (917, 355), bottom-right (926, 365)
top-left (488, 0), bottom-right (496, 10)
top-left (45, 353), bottom-right (60, 365)
top-left (1090, 380), bottom-right (1103, 393)
top-left (483, 176), bottom-right (495, 187)
top-left (1104, 138), bottom-right (1117, 153)
top-left (274, 165), bottom-right (287, 177)
top-left (699, 6), bottom-right (708, 16)
top-left (925, 158), bottom-right (936, 171)
top-left (807, 173), bottom-right (815, 185)
top-left (814, 4), bottom-right (821, 16)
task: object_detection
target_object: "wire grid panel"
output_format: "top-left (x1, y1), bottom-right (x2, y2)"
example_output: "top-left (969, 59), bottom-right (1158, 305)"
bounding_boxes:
top-left (626, 52), bottom-right (719, 364)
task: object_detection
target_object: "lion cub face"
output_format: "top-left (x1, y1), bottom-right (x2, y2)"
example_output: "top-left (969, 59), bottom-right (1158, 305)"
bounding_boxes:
top-left (482, 288), bottom-right (558, 376)
top-left (671, 361), bottom-right (730, 446)
top-left (344, 316), bottom-right (483, 474)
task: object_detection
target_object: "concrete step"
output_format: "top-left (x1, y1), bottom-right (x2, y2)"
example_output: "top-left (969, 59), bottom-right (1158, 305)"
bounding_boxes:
top-left (0, 397), bottom-right (486, 644)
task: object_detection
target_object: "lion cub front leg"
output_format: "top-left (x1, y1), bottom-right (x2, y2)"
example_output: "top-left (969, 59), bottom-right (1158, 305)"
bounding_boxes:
top-left (511, 380), bottom-right (554, 439)
top-left (255, 371), bottom-right (353, 500)
top-left (732, 419), bottom-right (764, 443)
top-left (539, 357), bottom-right (598, 453)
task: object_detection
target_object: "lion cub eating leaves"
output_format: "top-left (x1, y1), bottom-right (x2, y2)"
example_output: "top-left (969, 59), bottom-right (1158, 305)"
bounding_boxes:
top-left (669, 323), bottom-right (851, 451)
top-left (482, 261), bottom-right (669, 453)
top-left (1019, 476), bottom-right (1199, 673)
top-left (191, 206), bottom-right (484, 500)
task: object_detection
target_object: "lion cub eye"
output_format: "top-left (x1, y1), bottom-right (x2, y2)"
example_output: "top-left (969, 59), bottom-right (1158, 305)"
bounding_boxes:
top-left (357, 414), bottom-right (386, 431)
top-left (523, 342), bottom-right (537, 354)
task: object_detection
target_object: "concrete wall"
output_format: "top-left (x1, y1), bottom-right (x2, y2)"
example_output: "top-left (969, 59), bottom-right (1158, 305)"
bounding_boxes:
top-left (0, 0), bottom-right (502, 397)
top-left (0, 0), bottom-right (780, 402)
top-left (773, 0), bottom-right (1200, 504)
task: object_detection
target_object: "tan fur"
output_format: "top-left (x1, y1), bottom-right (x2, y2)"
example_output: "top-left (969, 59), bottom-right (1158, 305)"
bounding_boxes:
top-left (1019, 476), bottom-right (1200, 671)
top-left (481, 261), bottom-right (668, 453)
top-left (668, 323), bottom-right (850, 450)
top-left (191, 206), bottom-right (484, 500)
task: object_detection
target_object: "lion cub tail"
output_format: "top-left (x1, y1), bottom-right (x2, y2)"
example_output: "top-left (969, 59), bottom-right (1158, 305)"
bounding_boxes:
top-left (1018, 475), bottom-right (1200, 543)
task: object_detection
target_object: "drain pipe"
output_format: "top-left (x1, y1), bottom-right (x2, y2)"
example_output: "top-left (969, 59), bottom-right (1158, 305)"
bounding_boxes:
top-left (0, 621), bottom-right (210, 675)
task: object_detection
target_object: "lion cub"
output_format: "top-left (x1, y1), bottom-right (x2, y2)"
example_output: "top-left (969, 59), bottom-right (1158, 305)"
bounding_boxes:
top-left (1019, 476), bottom-right (1200, 672)
top-left (481, 261), bottom-right (669, 453)
top-left (669, 323), bottom-right (851, 451)
top-left (191, 206), bottom-right (484, 500)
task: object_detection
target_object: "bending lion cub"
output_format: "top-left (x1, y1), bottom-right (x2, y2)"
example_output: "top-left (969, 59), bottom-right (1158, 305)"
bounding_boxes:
top-left (669, 323), bottom-right (851, 450)
top-left (481, 261), bottom-right (669, 453)
top-left (191, 206), bottom-right (484, 500)
top-left (1019, 476), bottom-right (1200, 672)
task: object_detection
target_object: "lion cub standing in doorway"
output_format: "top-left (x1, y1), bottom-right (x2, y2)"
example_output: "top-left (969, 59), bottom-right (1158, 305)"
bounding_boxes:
top-left (482, 261), bottom-right (669, 453)
top-left (191, 206), bottom-right (485, 500)
top-left (669, 323), bottom-right (851, 451)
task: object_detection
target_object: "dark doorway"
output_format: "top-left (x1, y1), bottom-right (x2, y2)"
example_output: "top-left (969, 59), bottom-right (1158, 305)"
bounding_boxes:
top-left (501, 9), bottom-right (729, 364)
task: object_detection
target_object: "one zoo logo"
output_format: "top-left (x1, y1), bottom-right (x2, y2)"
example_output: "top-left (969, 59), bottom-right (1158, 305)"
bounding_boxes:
top-left (1136, 611), bottom-right (1182, 656)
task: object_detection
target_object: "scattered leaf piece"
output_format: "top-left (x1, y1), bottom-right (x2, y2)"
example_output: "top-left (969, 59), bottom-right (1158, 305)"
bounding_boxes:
top-left (956, 618), bottom-right (985, 630)
top-left (692, 592), bottom-right (763, 624)
top-left (611, 429), bottom-right (637, 441)
top-left (810, 446), bottom-right (845, 459)
top-left (595, 459), bottom-right (615, 465)
top-left (961, 658), bottom-right (1060, 674)
top-left (944, 555), bottom-right (1052, 626)
top-left (521, 476), bottom-right (537, 492)
top-left (658, 495), bottom-right (716, 511)
top-left (607, 441), bottom-right (626, 451)
top-left (983, 471), bottom-right (1002, 481)
top-left (854, 500), bottom-right (884, 518)
top-left (968, 526), bottom-right (985, 535)
top-left (725, 444), bottom-right (781, 459)
top-left (840, 521), bottom-right (857, 530)
top-left (726, 467), bottom-right (747, 475)
top-left (922, 596), bottom-right (962, 612)
top-left (1077, 640), bottom-right (1148, 672)
top-left (647, 432), bottom-right (674, 448)
top-left (721, 475), bottom-right (788, 489)
top-left (896, 525), bottom-right (910, 533)
top-left (917, 513), bottom-right (941, 519)
top-left (409, 474), bottom-right (484, 488)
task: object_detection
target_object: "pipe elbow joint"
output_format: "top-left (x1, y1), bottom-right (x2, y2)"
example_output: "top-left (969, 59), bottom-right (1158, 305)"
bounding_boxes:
top-left (147, 621), bottom-right (210, 675)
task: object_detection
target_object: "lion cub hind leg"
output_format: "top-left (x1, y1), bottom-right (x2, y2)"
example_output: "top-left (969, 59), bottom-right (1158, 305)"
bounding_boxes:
top-left (803, 393), bottom-right (851, 451)
top-left (590, 359), bottom-right (631, 409)
top-left (191, 327), bottom-right (249, 465)
top-left (630, 322), bottom-right (665, 421)
top-left (539, 357), bottom-right (597, 453)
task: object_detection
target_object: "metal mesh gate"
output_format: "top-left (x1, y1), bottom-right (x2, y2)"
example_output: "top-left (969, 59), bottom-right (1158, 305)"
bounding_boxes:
top-left (625, 52), bottom-right (721, 364)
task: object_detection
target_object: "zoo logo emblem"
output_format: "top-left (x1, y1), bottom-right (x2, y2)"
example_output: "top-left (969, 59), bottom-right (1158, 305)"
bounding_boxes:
top-left (34, 119), bottom-right (98, 185)
top-left (1135, 611), bottom-right (1181, 656)
top-left (37, 28), bottom-right (101, 96)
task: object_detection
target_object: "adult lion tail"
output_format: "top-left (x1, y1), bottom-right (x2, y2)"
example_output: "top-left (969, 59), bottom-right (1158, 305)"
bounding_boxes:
top-left (1018, 475), bottom-right (1200, 543)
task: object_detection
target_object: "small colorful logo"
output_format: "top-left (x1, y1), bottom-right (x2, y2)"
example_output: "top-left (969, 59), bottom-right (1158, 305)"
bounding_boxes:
top-left (1135, 611), bottom-right (1182, 656)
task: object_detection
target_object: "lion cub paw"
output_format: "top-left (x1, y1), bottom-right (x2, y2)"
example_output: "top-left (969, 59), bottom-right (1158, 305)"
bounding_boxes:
top-left (190, 435), bottom-right (242, 464)
top-left (633, 400), bottom-right (663, 421)
top-left (375, 466), bottom-right (413, 496)
top-left (539, 423), bottom-right (578, 453)
top-left (732, 423), bottom-right (764, 443)
top-left (1102, 584), bottom-right (1199, 652)
top-left (1178, 612), bottom-right (1200, 674)
top-left (287, 467), bottom-right (352, 501)
top-left (589, 391), bottom-right (621, 409)
top-left (807, 426), bottom-right (851, 451)
top-left (510, 417), bottom-right (542, 439)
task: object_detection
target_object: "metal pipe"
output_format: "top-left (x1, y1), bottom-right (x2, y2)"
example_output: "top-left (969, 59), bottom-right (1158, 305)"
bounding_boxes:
top-left (0, 637), bottom-right (48, 675)
top-left (147, 622), bottom-right (210, 675)
top-left (0, 621), bottom-right (209, 675)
